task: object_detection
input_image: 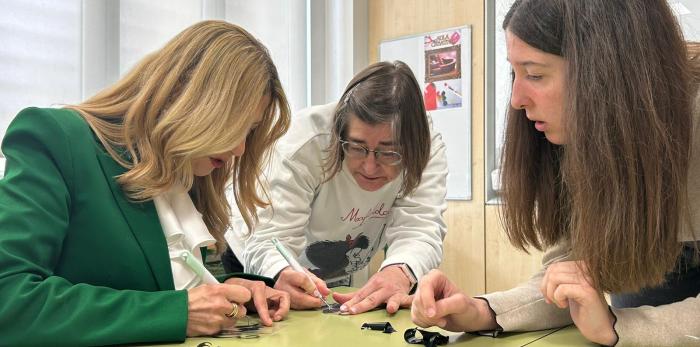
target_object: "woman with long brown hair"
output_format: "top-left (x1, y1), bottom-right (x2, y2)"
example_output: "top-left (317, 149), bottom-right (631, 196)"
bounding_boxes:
top-left (411, 1), bottom-right (700, 346)
top-left (0, 21), bottom-right (291, 345)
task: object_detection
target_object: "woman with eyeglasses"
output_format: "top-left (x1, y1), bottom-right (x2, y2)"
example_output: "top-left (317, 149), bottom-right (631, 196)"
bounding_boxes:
top-left (223, 61), bottom-right (448, 314)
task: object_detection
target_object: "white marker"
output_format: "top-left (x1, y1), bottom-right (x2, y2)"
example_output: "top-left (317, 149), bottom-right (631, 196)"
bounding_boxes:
top-left (271, 238), bottom-right (331, 308)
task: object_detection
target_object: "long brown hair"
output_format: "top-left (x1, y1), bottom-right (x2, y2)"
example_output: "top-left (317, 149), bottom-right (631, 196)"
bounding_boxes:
top-left (324, 61), bottom-right (430, 197)
top-left (500, 0), bottom-right (695, 292)
top-left (66, 20), bottom-right (291, 251)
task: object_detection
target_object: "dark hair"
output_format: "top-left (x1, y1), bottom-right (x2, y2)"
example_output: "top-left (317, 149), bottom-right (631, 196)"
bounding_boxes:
top-left (500, 0), bottom-right (695, 292)
top-left (323, 61), bottom-right (431, 197)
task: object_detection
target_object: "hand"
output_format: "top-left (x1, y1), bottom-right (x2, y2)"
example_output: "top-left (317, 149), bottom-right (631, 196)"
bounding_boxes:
top-left (273, 266), bottom-right (331, 309)
top-left (224, 277), bottom-right (291, 326)
top-left (186, 283), bottom-right (251, 336)
top-left (541, 261), bottom-right (617, 345)
top-left (411, 269), bottom-right (497, 332)
top-left (333, 265), bottom-right (413, 314)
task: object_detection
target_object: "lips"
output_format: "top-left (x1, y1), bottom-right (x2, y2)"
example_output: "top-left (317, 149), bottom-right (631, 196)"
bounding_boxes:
top-left (534, 121), bottom-right (547, 132)
top-left (359, 173), bottom-right (382, 181)
top-left (210, 158), bottom-right (225, 168)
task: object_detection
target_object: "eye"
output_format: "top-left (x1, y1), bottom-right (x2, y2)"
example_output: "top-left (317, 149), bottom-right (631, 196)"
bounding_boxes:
top-left (526, 74), bottom-right (543, 81)
top-left (348, 144), bottom-right (366, 154)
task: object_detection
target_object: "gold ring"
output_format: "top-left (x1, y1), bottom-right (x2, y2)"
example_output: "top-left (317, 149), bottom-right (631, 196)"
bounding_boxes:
top-left (225, 302), bottom-right (239, 318)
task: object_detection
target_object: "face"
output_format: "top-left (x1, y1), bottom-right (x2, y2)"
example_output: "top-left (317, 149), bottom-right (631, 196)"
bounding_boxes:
top-left (191, 95), bottom-right (270, 177)
top-left (506, 30), bottom-right (568, 145)
top-left (344, 115), bottom-right (401, 191)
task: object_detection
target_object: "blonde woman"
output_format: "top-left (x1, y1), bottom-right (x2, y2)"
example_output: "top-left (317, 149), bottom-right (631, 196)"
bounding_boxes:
top-left (0, 21), bottom-right (291, 345)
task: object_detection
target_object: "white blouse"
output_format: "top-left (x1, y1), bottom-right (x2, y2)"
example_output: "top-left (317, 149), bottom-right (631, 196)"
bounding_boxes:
top-left (153, 185), bottom-right (218, 290)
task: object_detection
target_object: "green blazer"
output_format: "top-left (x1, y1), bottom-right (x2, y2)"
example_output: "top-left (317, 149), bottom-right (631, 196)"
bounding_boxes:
top-left (0, 108), bottom-right (269, 346)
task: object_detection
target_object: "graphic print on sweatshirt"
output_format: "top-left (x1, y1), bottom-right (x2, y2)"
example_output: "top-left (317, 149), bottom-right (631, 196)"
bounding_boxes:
top-left (305, 228), bottom-right (386, 279)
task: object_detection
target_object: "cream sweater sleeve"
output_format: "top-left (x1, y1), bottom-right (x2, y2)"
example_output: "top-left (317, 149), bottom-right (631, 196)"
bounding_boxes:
top-left (611, 294), bottom-right (700, 347)
top-left (478, 242), bottom-right (574, 332)
top-left (480, 241), bottom-right (700, 346)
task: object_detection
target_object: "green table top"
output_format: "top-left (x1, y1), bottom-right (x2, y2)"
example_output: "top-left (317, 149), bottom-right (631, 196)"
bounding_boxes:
top-left (147, 288), bottom-right (593, 347)
top-left (150, 308), bottom-right (567, 347)
top-left (526, 325), bottom-right (597, 346)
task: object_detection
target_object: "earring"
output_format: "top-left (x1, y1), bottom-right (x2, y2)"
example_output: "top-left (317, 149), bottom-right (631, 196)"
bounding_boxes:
top-left (519, 105), bottom-right (526, 109)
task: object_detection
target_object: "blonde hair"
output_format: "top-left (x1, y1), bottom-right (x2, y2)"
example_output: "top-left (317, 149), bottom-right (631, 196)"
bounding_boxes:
top-left (66, 20), bottom-right (291, 251)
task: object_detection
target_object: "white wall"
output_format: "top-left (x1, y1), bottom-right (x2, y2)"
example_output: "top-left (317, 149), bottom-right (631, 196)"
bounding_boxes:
top-left (0, 0), bottom-right (82, 140)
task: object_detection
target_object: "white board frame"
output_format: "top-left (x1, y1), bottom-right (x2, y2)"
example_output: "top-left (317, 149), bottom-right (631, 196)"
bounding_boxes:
top-left (380, 25), bottom-right (472, 200)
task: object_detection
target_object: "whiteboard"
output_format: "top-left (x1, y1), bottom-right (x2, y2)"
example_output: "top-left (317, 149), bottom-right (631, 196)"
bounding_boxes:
top-left (380, 26), bottom-right (472, 200)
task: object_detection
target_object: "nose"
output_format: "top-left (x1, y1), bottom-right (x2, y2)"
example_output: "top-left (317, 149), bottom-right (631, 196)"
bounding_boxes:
top-left (510, 76), bottom-right (529, 110)
top-left (231, 140), bottom-right (246, 157)
top-left (362, 153), bottom-right (379, 174)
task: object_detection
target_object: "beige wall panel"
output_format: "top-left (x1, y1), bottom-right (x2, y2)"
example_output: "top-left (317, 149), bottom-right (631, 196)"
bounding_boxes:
top-left (484, 205), bottom-right (543, 292)
top-left (368, 0), bottom-right (486, 295)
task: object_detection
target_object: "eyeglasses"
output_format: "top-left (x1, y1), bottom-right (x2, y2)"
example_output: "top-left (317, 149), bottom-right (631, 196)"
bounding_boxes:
top-left (339, 140), bottom-right (402, 166)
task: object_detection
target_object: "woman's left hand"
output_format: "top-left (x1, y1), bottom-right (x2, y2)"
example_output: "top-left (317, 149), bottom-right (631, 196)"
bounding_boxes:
top-left (541, 261), bottom-right (618, 346)
top-left (332, 265), bottom-right (414, 314)
top-left (224, 278), bottom-right (291, 326)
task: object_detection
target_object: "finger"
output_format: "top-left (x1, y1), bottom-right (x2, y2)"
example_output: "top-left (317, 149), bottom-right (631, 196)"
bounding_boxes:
top-left (250, 287), bottom-right (273, 326)
top-left (545, 271), bottom-right (580, 305)
top-left (434, 294), bottom-right (471, 318)
top-left (416, 275), bottom-right (439, 318)
top-left (289, 289), bottom-right (323, 309)
top-left (333, 291), bottom-right (364, 312)
top-left (551, 283), bottom-right (583, 308)
top-left (305, 270), bottom-right (331, 296)
top-left (386, 293), bottom-right (410, 313)
top-left (220, 284), bottom-right (252, 304)
top-left (332, 291), bottom-right (356, 305)
top-left (287, 271), bottom-right (319, 296)
top-left (337, 281), bottom-right (381, 312)
top-left (543, 262), bottom-right (587, 303)
top-left (224, 302), bottom-right (248, 321)
top-left (270, 292), bottom-right (291, 321)
top-left (345, 290), bottom-right (388, 314)
top-left (411, 304), bottom-right (444, 328)
top-left (541, 262), bottom-right (578, 304)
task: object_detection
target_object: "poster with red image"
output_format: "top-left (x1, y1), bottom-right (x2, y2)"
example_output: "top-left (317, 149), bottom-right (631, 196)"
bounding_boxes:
top-left (423, 30), bottom-right (462, 110)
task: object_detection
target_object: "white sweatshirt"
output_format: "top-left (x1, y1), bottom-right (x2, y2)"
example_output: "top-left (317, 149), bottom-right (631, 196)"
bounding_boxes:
top-left (227, 102), bottom-right (448, 283)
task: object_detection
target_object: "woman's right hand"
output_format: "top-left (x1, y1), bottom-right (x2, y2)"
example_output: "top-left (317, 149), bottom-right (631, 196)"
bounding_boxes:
top-left (411, 269), bottom-right (498, 332)
top-left (186, 283), bottom-right (251, 336)
top-left (273, 266), bottom-right (331, 309)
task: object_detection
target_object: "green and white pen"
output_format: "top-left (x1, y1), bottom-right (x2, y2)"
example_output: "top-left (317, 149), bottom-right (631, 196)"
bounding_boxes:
top-left (180, 250), bottom-right (218, 284)
top-left (271, 238), bottom-right (331, 308)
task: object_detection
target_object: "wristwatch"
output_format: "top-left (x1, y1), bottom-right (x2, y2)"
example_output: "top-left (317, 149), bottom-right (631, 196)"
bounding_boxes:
top-left (395, 263), bottom-right (418, 291)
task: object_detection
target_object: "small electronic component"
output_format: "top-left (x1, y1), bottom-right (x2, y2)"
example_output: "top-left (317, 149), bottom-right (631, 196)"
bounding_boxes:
top-left (404, 327), bottom-right (449, 347)
top-left (322, 302), bottom-right (342, 313)
top-left (360, 322), bottom-right (396, 334)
